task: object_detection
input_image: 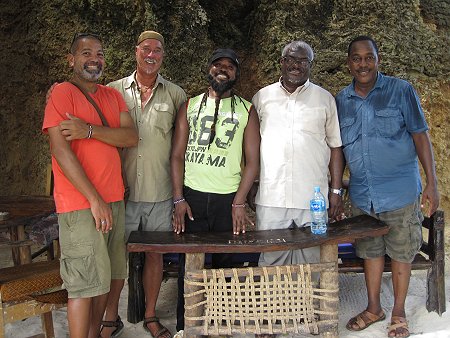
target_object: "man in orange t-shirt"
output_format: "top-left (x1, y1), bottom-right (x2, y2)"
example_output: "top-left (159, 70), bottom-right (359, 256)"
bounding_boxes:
top-left (42, 33), bottom-right (138, 338)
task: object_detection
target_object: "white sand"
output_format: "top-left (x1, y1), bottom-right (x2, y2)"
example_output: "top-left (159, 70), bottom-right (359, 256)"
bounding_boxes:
top-left (5, 257), bottom-right (450, 337)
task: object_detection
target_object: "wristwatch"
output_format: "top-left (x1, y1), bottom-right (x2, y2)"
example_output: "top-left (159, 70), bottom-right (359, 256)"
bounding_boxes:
top-left (330, 188), bottom-right (344, 196)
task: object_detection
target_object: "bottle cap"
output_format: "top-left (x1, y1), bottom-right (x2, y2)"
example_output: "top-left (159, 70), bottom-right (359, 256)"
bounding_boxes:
top-left (314, 186), bottom-right (320, 192)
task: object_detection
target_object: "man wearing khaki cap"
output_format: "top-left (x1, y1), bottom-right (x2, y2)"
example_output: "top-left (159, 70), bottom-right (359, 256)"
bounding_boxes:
top-left (103, 30), bottom-right (186, 338)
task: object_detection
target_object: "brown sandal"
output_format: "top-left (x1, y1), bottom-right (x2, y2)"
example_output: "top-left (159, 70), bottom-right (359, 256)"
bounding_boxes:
top-left (388, 316), bottom-right (410, 337)
top-left (346, 309), bottom-right (386, 331)
top-left (143, 316), bottom-right (171, 338)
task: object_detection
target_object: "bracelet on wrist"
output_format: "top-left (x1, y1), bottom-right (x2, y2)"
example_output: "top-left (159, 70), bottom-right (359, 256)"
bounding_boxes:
top-left (232, 203), bottom-right (246, 208)
top-left (86, 124), bottom-right (93, 139)
top-left (173, 197), bottom-right (185, 205)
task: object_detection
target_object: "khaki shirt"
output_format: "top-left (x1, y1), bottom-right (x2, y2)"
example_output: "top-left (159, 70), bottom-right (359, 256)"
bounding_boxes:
top-left (108, 72), bottom-right (186, 202)
top-left (252, 79), bottom-right (342, 209)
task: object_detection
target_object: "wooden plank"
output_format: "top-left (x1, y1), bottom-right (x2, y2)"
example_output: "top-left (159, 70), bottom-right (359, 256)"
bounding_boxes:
top-left (3, 300), bottom-right (62, 323)
top-left (128, 215), bottom-right (389, 254)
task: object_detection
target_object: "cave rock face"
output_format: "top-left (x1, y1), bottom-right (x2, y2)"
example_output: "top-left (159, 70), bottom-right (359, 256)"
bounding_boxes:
top-left (1, 0), bottom-right (449, 214)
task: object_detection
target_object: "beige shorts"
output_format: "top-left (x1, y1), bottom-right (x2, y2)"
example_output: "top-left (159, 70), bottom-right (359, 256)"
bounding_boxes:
top-left (58, 201), bottom-right (127, 298)
top-left (125, 199), bottom-right (172, 240)
top-left (256, 205), bottom-right (320, 267)
top-left (353, 198), bottom-right (423, 263)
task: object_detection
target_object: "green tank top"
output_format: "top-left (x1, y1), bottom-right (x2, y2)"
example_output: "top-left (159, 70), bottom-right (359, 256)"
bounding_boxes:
top-left (184, 93), bottom-right (250, 194)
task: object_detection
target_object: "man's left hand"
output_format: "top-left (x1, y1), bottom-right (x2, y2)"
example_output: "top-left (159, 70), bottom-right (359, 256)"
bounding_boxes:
top-left (328, 193), bottom-right (344, 222)
top-left (59, 113), bottom-right (90, 141)
top-left (232, 206), bottom-right (253, 235)
top-left (421, 183), bottom-right (439, 217)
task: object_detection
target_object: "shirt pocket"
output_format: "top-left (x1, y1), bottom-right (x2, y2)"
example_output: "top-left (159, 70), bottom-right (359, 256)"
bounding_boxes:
top-left (375, 107), bottom-right (403, 137)
top-left (295, 108), bottom-right (326, 135)
top-left (152, 103), bottom-right (173, 134)
top-left (339, 117), bottom-right (358, 146)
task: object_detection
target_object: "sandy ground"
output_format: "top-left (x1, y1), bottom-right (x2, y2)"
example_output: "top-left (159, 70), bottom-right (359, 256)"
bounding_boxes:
top-left (2, 252), bottom-right (450, 337)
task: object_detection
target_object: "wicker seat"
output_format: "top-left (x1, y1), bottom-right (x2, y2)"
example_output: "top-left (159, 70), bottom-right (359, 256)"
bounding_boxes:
top-left (0, 259), bottom-right (67, 338)
top-left (184, 263), bottom-right (339, 336)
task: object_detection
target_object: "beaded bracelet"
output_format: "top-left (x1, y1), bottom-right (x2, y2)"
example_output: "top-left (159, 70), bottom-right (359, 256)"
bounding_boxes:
top-left (232, 203), bottom-right (246, 208)
top-left (86, 124), bottom-right (93, 139)
top-left (173, 197), bottom-right (185, 205)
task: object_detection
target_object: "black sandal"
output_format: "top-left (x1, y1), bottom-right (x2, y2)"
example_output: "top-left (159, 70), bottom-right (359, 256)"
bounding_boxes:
top-left (100, 315), bottom-right (124, 337)
top-left (143, 316), bottom-right (171, 338)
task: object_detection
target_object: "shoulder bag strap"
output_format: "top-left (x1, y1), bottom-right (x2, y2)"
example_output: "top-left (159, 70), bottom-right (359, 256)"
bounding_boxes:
top-left (69, 81), bottom-right (110, 127)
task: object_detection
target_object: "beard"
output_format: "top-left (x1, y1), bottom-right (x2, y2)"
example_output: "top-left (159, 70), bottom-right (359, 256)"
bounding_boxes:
top-left (207, 74), bottom-right (237, 95)
top-left (81, 62), bottom-right (103, 81)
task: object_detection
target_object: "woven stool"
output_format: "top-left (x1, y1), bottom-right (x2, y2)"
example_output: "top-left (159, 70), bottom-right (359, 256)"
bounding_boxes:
top-left (184, 263), bottom-right (338, 336)
top-left (0, 259), bottom-right (67, 338)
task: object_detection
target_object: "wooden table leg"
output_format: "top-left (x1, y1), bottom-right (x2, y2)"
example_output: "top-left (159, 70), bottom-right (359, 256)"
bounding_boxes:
top-left (17, 224), bottom-right (32, 264)
top-left (184, 252), bottom-right (205, 338)
top-left (9, 226), bottom-right (21, 266)
top-left (127, 252), bottom-right (145, 324)
top-left (320, 243), bottom-right (339, 338)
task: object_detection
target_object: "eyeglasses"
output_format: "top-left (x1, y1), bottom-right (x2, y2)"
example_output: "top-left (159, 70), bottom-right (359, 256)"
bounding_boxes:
top-left (282, 56), bottom-right (311, 67)
top-left (138, 46), bottom-right (163, 55)
top-left (350, 55), bottom-right (377, 64)
top-left (70, 33), bottom-right (102, 52)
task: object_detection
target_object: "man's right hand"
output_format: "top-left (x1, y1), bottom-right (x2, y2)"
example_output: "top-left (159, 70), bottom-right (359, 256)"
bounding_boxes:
top-left (172, 201), bottom-right (193, 234)
top-left (90, 197), bottom-right (113, 233)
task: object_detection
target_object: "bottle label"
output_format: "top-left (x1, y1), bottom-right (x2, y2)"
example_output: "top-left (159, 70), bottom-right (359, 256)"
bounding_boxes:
top-left (310, 200), bottom-right (325, 211)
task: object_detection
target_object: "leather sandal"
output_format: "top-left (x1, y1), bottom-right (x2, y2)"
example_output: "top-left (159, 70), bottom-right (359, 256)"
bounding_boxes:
top-left (143, 316), bottom-right (171, 338)
top-left (388, 316), bottom-right (410, 337)
top-left (346, 309), bottom-right (386, 331)
top-left (100, 315), bottom-right (124, 337)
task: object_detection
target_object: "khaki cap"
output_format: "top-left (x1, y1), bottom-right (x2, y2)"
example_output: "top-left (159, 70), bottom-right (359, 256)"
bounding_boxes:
top-left (137, 31), bottom-right (164, 47)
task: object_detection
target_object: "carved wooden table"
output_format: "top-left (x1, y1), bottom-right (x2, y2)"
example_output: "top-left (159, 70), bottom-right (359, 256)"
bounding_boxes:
top-left (127, 214), bottom-right (389, 337)
top-left (0, 195), bottom-right (55, 265)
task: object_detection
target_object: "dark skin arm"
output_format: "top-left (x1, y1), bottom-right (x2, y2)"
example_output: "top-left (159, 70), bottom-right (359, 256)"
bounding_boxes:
top-left (412, 131), bottom-right (439, 216)
top-left (170, 102), bottom-right (193, 234)
top-left (328, 146), bottom-right (345, 221)
top-left (231, 106), bottom-right (260, 234)
top-left (48, 126), bottom-right (112, 233)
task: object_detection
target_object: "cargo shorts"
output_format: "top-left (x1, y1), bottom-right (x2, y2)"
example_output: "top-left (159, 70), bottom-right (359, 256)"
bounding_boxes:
top-left (353, 198), bottom-right (423, 263)
top-left (58, 201), bottom-right (127, 298)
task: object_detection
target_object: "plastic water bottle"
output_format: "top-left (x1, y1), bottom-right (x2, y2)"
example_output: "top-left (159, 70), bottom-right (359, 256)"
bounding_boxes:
top-left (310, 186), bottom-right (327, 234)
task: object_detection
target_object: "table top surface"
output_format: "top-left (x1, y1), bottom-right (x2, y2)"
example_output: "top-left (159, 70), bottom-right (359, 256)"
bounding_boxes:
top-left (0, 195), bottom-right (55, 229)
top-left (128, 214), bottom-right (389, 254)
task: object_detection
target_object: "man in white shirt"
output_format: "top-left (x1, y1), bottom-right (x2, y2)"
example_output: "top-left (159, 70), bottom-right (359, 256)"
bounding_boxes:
top-left (251, 40), bottom-right (344, 267)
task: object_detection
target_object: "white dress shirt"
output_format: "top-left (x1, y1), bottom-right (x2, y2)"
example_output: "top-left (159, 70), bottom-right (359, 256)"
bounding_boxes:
top-left (252, 79), bottom-right (342, 209)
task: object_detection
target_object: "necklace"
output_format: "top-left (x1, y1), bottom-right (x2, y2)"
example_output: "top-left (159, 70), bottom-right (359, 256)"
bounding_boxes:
top-left (135, 74), bottom-right (156, 94)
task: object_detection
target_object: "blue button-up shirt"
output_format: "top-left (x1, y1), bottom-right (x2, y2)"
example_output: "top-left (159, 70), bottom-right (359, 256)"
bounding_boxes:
top-left (336, 73), bottom-right (428, 213)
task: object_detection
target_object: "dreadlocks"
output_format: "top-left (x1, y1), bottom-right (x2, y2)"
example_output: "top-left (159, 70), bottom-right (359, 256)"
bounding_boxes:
top-left (195, 89), bottom-right (239, 148)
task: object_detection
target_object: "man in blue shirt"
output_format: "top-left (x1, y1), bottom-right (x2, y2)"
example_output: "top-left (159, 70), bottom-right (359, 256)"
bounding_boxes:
top-left (336, 36), bottom-right (439, 338)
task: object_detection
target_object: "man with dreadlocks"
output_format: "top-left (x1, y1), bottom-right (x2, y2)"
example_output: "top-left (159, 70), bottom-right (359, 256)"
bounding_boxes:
top-left (170, 48), bottom-right (260, 332)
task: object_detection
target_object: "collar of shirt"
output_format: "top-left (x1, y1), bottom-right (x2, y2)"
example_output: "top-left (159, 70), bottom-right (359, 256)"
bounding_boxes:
top-left (123, 71), bottom-right (166, 91)
top-left (278, 77), bottom-right (310, 95)
top-left (347, 72), bottom-right (384, 98)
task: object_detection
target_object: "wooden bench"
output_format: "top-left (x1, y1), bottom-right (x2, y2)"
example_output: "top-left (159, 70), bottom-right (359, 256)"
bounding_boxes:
top-left (0, 259), bottom-right (67, 338)
top-left (338, 210), bottom-right (446, 315)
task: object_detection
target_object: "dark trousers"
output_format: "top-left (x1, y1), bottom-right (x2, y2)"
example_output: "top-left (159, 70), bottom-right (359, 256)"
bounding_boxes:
top-left (176, 186), bottom-right (235, 331)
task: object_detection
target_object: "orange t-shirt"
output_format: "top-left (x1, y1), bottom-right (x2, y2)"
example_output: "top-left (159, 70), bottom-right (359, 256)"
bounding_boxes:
top-left (42, 82), bottom-right (127, 213)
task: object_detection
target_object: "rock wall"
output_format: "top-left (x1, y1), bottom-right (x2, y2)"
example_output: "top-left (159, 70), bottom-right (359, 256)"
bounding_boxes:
top-left (1, 0), bottom-right (449, 215)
